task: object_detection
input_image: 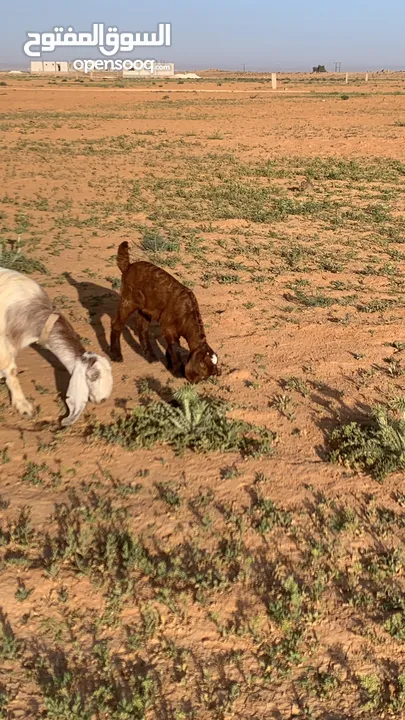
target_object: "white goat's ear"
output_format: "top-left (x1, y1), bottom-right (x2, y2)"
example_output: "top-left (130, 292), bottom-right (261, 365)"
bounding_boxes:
top-left (61, 360), bottom-right (89, 427)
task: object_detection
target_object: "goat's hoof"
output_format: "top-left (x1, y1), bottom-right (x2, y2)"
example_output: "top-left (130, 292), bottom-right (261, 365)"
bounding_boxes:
top-left (142, 349), bottom-right (154, 363)
top-left (110, 351), bottom-right (123, 363)
top-left (14, 399), bottom-right (34, 418)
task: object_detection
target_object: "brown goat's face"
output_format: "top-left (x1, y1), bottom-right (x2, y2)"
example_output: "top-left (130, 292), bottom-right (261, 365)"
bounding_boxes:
top-left (185, 347), bottom-right (220, 384)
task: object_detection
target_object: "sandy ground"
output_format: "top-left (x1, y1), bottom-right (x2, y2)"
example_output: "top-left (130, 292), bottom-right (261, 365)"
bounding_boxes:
top-left (1, 73), bottom-right (405, 718)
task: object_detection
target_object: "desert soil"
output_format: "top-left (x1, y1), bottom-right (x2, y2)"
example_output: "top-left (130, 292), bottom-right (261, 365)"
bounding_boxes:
top-left (1, 72), bottom-right (405, 719)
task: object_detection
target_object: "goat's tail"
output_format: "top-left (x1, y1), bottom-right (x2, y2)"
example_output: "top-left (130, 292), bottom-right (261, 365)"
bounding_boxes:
top-left (117, 241), bottom-right (130, 274)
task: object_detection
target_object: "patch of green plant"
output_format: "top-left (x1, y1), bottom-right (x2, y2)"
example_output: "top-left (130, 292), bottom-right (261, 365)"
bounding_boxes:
top-left (45, 492), bottom-right (142, 591)
top-left (14, 580), bottom-right (33, 603)
top-left (282, 376), bottom-right (310, 397)
top-left (360, 674), bottom-right (384, 712)
top-left (329, 400), bottom-right (405, 480)
top-left (384, 612), bottom-right (405, 641)
top-left (0, 448), bottom-right (10, 465)
top-left (155, 481), bottom-right (183, 508)
top-left (21, 461), bottom-right (48, 485)
top-left (268, 575), bottom-right (307, 626)
top-left (30, 642), bottom-right (155, 720)
top-left (141, 232), bottom-right (179, 253)
top-left (0, 243), bottom-right (47, 274)
top-left (148, 536), bottom-right (246, 598)
top-left (271, 393), bottom-right (297, 421)
top-left (286, 288), bottom-right (336, 308)
top-left (3, 506), bottom-right (34, 547)
top-left (91, 385), bottom-right (275, 457)
top-left (357, 298), bottom-right (398, 313)
top-left (105, 274), bottom-right (121, 290)
top-left (299, 667), bottom-right (340, 699)
top-left (0, 620), bottom-right (21, 661)
top-left (0, 687), bottom-right (8, 720)
top-left (249, 492), bottom-right (292, 534)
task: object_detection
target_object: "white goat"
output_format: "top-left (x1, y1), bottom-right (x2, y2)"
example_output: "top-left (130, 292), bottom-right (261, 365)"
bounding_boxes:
top-left (0, 267), bottom-right (113, 426)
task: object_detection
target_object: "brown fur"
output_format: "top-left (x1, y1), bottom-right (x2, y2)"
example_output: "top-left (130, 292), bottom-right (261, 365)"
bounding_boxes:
top-left (110, 242), bottom-right (220, 383)
top-left (117, 242), bottom-right (131, 274)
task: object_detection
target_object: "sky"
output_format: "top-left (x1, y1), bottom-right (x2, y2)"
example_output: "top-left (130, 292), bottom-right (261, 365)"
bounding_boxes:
top-left (1, 0), bottom-right (404, 71)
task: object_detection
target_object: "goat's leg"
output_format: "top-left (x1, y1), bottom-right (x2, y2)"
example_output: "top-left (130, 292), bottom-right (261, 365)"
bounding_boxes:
top-left (110, 298), bottom-right (138, 362)
top-left (165, 334), bottom-right (183, 376)
top-left (1, 355), bottom-right (33, 418)
top-left (135, 313), bottom-right (154, 362)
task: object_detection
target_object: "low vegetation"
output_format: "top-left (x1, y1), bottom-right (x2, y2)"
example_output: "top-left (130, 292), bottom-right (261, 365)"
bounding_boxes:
top-left (329, 399), bottom-right (405, 481)
top-left (1, 74), bottom-right (405, 718)
top-left (91, 385), bottom-right (275, 457)
top-left (0, 241), bottom-right (47, 274)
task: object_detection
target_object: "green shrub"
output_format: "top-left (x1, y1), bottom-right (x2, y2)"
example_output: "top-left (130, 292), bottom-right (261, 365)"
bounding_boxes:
top-left (141, 232), bottom-right (179, 253)
top-left (91, 385), bottom-right (275, 457)
top-left (0, 243), bottom-right (47, 274)
top-left (329, 400), bottom-right (405, 481)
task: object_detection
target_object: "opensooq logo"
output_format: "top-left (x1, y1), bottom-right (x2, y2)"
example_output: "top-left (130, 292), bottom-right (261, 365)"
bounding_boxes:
top-left (23, 23), bottom-right (172, 57)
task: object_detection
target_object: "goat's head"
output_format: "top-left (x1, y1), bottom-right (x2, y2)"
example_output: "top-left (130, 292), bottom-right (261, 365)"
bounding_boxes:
top-left (184, 344), bottom-right (220, 384)
top-left (61, 352), bottom-right (113, 427)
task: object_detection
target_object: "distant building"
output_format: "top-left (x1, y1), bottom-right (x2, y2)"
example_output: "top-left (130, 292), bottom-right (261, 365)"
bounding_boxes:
top-left (123, 63), bottom-right (175, 78)
top-left (174, 73), bottom-right (201, 79)
top-left (31, 61), bottom-right (71, 73)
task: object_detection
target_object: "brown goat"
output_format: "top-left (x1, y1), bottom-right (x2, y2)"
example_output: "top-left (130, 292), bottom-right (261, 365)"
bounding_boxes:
top-left (110, 242), bottom-right (220, 383)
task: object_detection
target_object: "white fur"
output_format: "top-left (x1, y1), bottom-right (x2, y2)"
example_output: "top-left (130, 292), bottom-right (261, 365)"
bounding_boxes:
top-left (211, 353), bottom-right (218, 365)
top-left (62, 359), bottom-right (89, 427)
top-left (62, 352), bottom-right (113, 427)
top-left (0, 268), bottom-right (46, 348)
top-left (84, 353), bottom-right (114, 403)
top-left (0, 267), bottom-right (113, 425)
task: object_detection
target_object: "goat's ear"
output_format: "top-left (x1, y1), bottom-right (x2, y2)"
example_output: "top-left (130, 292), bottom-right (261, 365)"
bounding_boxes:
top-left (87, 365), bottom-right (100, 383)
top-left (83, 353), bottom-right (101, 383)
top-left (61, 360), bottom-right (89, 427)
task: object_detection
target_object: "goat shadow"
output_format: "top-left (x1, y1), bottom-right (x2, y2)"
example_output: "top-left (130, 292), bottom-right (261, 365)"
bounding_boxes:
top-left (32, 344), bottom-right (71, 401)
